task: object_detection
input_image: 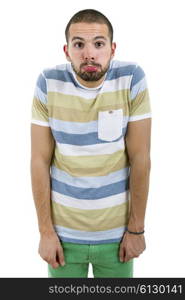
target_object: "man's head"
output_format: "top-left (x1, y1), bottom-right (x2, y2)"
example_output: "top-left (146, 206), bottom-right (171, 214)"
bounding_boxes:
top-left (63, 9), bottom-right (116, 88)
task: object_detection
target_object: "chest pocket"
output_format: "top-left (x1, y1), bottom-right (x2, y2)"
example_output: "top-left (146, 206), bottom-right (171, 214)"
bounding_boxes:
top-left (98, 108), bottom-right (123, 141)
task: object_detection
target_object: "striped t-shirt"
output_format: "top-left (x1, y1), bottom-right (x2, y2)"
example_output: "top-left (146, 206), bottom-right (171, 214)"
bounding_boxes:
top-left (31, 59), bottom-right (151, 244)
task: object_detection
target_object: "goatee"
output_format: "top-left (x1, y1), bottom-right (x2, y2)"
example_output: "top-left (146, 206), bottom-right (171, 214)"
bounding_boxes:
top-left (71, 61), bottom-right (110, 82)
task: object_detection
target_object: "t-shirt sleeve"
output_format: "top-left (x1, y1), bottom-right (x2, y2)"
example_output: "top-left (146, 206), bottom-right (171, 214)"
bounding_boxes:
top-left (128, 64), bottom-right (152, 122)
top-left (31, 71), bottom-right (49, 127)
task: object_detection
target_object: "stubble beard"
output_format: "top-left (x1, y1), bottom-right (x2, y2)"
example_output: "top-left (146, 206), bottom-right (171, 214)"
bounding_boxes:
top-left (71, 60), bottom-right (111, 82)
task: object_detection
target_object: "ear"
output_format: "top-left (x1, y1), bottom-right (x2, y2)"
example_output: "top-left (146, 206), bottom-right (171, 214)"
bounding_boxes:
top-left (111, 42), bottom-right (116, 58)
top-left (63, 44), bottom-right (71, 62)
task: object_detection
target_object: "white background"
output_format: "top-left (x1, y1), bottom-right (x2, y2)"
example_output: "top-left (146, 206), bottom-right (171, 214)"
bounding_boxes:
top-left (0, 0), bottom-right (184, 277)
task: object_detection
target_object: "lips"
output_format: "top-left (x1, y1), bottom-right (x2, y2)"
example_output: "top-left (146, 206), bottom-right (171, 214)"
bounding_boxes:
top-left (83, 65), bottom-right (98, 72)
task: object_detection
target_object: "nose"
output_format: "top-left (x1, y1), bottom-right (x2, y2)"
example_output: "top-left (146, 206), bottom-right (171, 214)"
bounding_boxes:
top-left (83, 45), bottom-right (95, 61)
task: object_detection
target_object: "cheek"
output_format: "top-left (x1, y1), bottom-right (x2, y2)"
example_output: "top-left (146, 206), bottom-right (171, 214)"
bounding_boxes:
top-left (98, 49), bottom-right (111, 61)
top-left (68, 48), bottom-right (81, 59)
top-left (70, 54), bottom-right (82, 66)
top-left (70, 51), bottom-right (81, 59)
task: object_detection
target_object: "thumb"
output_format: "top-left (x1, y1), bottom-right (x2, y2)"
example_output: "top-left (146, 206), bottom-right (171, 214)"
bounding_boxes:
top-left (57, 246), bottom-right (65, 266)
top-left (119, 243), bottom-right (125, 262)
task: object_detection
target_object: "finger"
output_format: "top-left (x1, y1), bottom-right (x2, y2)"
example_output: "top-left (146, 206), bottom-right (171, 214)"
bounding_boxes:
top-left (123, 248), bottom-right (127, 262)
top-left (57, 247), bottom-right (65, 266)
top-left (125, 251), bottom-right (136, 262)
top-left (124, 253), bottom-right (131, 262)
top-left (52, 262), bottom-right (59, 269)
top-left (50, 259), bottom-right (59, 269)
top-left (119, 244), bottom-right (123, 262)
top-left (49, 250), bottom-right (60, 269)
top-left (124, 248), bottom-right (133, 262)
top-left (119, 245), bottom-right (125, 262)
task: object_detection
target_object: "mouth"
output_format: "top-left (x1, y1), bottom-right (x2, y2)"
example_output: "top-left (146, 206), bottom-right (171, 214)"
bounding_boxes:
top-left (82, 65), bottom-right (98, 72)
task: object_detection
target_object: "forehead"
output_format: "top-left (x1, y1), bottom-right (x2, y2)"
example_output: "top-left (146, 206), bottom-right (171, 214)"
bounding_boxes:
top-left (68, 22), bottom-right (109, 41)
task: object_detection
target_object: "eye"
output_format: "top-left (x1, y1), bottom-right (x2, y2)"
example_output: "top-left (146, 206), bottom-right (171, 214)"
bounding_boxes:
top-left (74, 42), bottom-right (84, 48)
top-left (95, 41), bottom-right (105, 48)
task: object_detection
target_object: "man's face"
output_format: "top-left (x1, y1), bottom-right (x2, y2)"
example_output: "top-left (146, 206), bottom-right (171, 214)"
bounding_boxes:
top-left (63, 22), bottom-right (116, 87)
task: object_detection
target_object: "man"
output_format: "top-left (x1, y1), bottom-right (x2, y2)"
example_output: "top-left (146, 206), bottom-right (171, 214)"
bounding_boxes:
top-left (31, 9), bottom-right (151, 278)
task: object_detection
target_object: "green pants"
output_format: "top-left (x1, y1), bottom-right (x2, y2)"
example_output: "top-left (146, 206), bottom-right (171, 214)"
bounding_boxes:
top-left (48, 241), bottom-right (133, 278)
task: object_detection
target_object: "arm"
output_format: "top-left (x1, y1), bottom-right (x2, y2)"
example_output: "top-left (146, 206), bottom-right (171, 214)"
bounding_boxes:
top-left (119, 118), bottom-right (151, 262)
top-left (31, 124), bottom-right (65, 268)
top-left (31, 124), bottom-right (55, 234)
top-left (126, 118), bottom-right (151, 232)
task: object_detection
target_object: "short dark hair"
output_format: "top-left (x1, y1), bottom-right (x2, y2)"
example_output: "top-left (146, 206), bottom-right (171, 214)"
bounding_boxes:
top-left (65, 9), bottom-right (113, 44)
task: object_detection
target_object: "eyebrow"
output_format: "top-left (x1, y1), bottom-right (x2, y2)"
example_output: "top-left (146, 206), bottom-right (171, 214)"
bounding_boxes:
top-left (71, 36), bottom-right (107, 42)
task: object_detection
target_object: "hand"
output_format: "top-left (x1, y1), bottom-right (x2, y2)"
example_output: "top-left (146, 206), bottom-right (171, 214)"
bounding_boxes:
top-left (38, 232), bottom-right (65, 269)
top-left (119, 231), bottom-right (146, 262)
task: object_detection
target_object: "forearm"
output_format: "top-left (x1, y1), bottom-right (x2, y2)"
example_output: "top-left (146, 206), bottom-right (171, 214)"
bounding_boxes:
top-left (127, 155), bottom-right (151, 232)
top-left (31, 159), bottom-right (54, 236)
